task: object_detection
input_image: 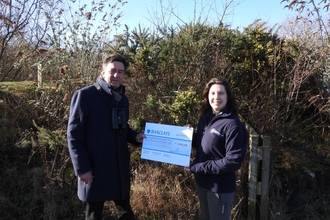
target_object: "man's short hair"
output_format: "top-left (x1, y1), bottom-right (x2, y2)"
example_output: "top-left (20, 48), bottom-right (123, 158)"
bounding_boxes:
top-left (103, 54), bottom-right (129, 71)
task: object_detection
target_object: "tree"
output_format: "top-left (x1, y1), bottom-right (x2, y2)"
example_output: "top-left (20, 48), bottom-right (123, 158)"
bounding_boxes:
top-left (0, 0), bottom-right (64, 81)
top-left (281, 0), bottom-right (330, 88)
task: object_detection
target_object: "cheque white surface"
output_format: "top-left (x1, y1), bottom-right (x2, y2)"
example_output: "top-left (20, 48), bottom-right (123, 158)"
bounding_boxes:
top-left (141, 122), bottom-right (193, 166)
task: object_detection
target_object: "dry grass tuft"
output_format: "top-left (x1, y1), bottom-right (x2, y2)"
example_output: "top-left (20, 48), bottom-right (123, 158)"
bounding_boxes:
top-left (130, 161), bottom-right (199, 220)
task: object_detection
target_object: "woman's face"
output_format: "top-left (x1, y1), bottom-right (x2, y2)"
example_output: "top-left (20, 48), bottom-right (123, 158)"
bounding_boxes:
top-left (208, 84), bottom-right (228, 113)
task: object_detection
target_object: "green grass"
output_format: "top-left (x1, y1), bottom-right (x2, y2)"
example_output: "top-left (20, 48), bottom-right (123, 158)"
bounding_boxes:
top-left (0, 81), bottom-right (37, 91)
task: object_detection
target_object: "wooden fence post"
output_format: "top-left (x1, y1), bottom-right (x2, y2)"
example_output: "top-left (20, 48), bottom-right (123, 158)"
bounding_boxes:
top-left (260, 136), bottom-right (270, 220)
top-left (246, 124), bottom-right (270, 220)
top-left (38, 63), bottom-right (43, 88)
top-left (248, 134), bottom-right (259, 220)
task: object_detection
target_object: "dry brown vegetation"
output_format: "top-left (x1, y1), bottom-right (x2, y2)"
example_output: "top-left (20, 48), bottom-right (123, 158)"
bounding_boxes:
top-left (1, 67), bottom-right (330, 220)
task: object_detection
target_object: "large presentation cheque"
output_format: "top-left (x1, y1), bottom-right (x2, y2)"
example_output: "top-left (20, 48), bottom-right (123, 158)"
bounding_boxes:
top-left (141, 122), bottom-right (193, 166)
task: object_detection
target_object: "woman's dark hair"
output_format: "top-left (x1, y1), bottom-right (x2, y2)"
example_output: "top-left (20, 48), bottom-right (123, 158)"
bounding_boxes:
top-left (103, 54), bottom-right (129, 71)
top-left (200, 78), bottom-right (239, 116)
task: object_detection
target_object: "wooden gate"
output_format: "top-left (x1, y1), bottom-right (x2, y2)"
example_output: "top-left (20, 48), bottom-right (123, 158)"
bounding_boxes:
top-left (246, 125), bottom-right (270, 220)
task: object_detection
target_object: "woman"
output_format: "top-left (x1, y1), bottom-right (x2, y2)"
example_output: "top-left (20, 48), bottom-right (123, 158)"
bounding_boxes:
top-left (188, 78), bottom-right (248, 220)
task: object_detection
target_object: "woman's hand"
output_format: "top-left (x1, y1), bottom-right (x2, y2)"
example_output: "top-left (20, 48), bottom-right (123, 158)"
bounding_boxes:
top-left (184, 166), bottom-right (191, 173)
top-left (185, 124), bottom-right (193, 129)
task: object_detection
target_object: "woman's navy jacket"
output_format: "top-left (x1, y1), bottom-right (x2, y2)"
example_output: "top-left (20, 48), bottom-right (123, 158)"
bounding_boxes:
top-left (67, 84), bottom-right (139, 202)
top-left (190, 107), bottom-right (248, 193)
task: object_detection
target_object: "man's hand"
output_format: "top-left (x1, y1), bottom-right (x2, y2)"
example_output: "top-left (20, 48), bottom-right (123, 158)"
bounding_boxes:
top-left (78, 171), bottom-right (93, 185)
top-left (135, 133), bottom-right (146, 143)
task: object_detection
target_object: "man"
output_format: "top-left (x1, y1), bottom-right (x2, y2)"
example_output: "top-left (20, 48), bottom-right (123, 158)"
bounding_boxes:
top-left (67, 54), bottom-right (145, 220)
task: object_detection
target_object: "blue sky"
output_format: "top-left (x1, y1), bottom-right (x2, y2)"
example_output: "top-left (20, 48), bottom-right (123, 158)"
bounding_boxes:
top-left (116, 0), bottom-right (298, 33)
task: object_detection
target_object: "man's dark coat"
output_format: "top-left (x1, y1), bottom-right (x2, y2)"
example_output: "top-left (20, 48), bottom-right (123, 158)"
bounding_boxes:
top-left (67, 84), bottom-right (139, 202)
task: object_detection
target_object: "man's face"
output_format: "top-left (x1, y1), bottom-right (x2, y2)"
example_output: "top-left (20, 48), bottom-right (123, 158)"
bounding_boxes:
top-left (101, 61), bottom-right (125, 89)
